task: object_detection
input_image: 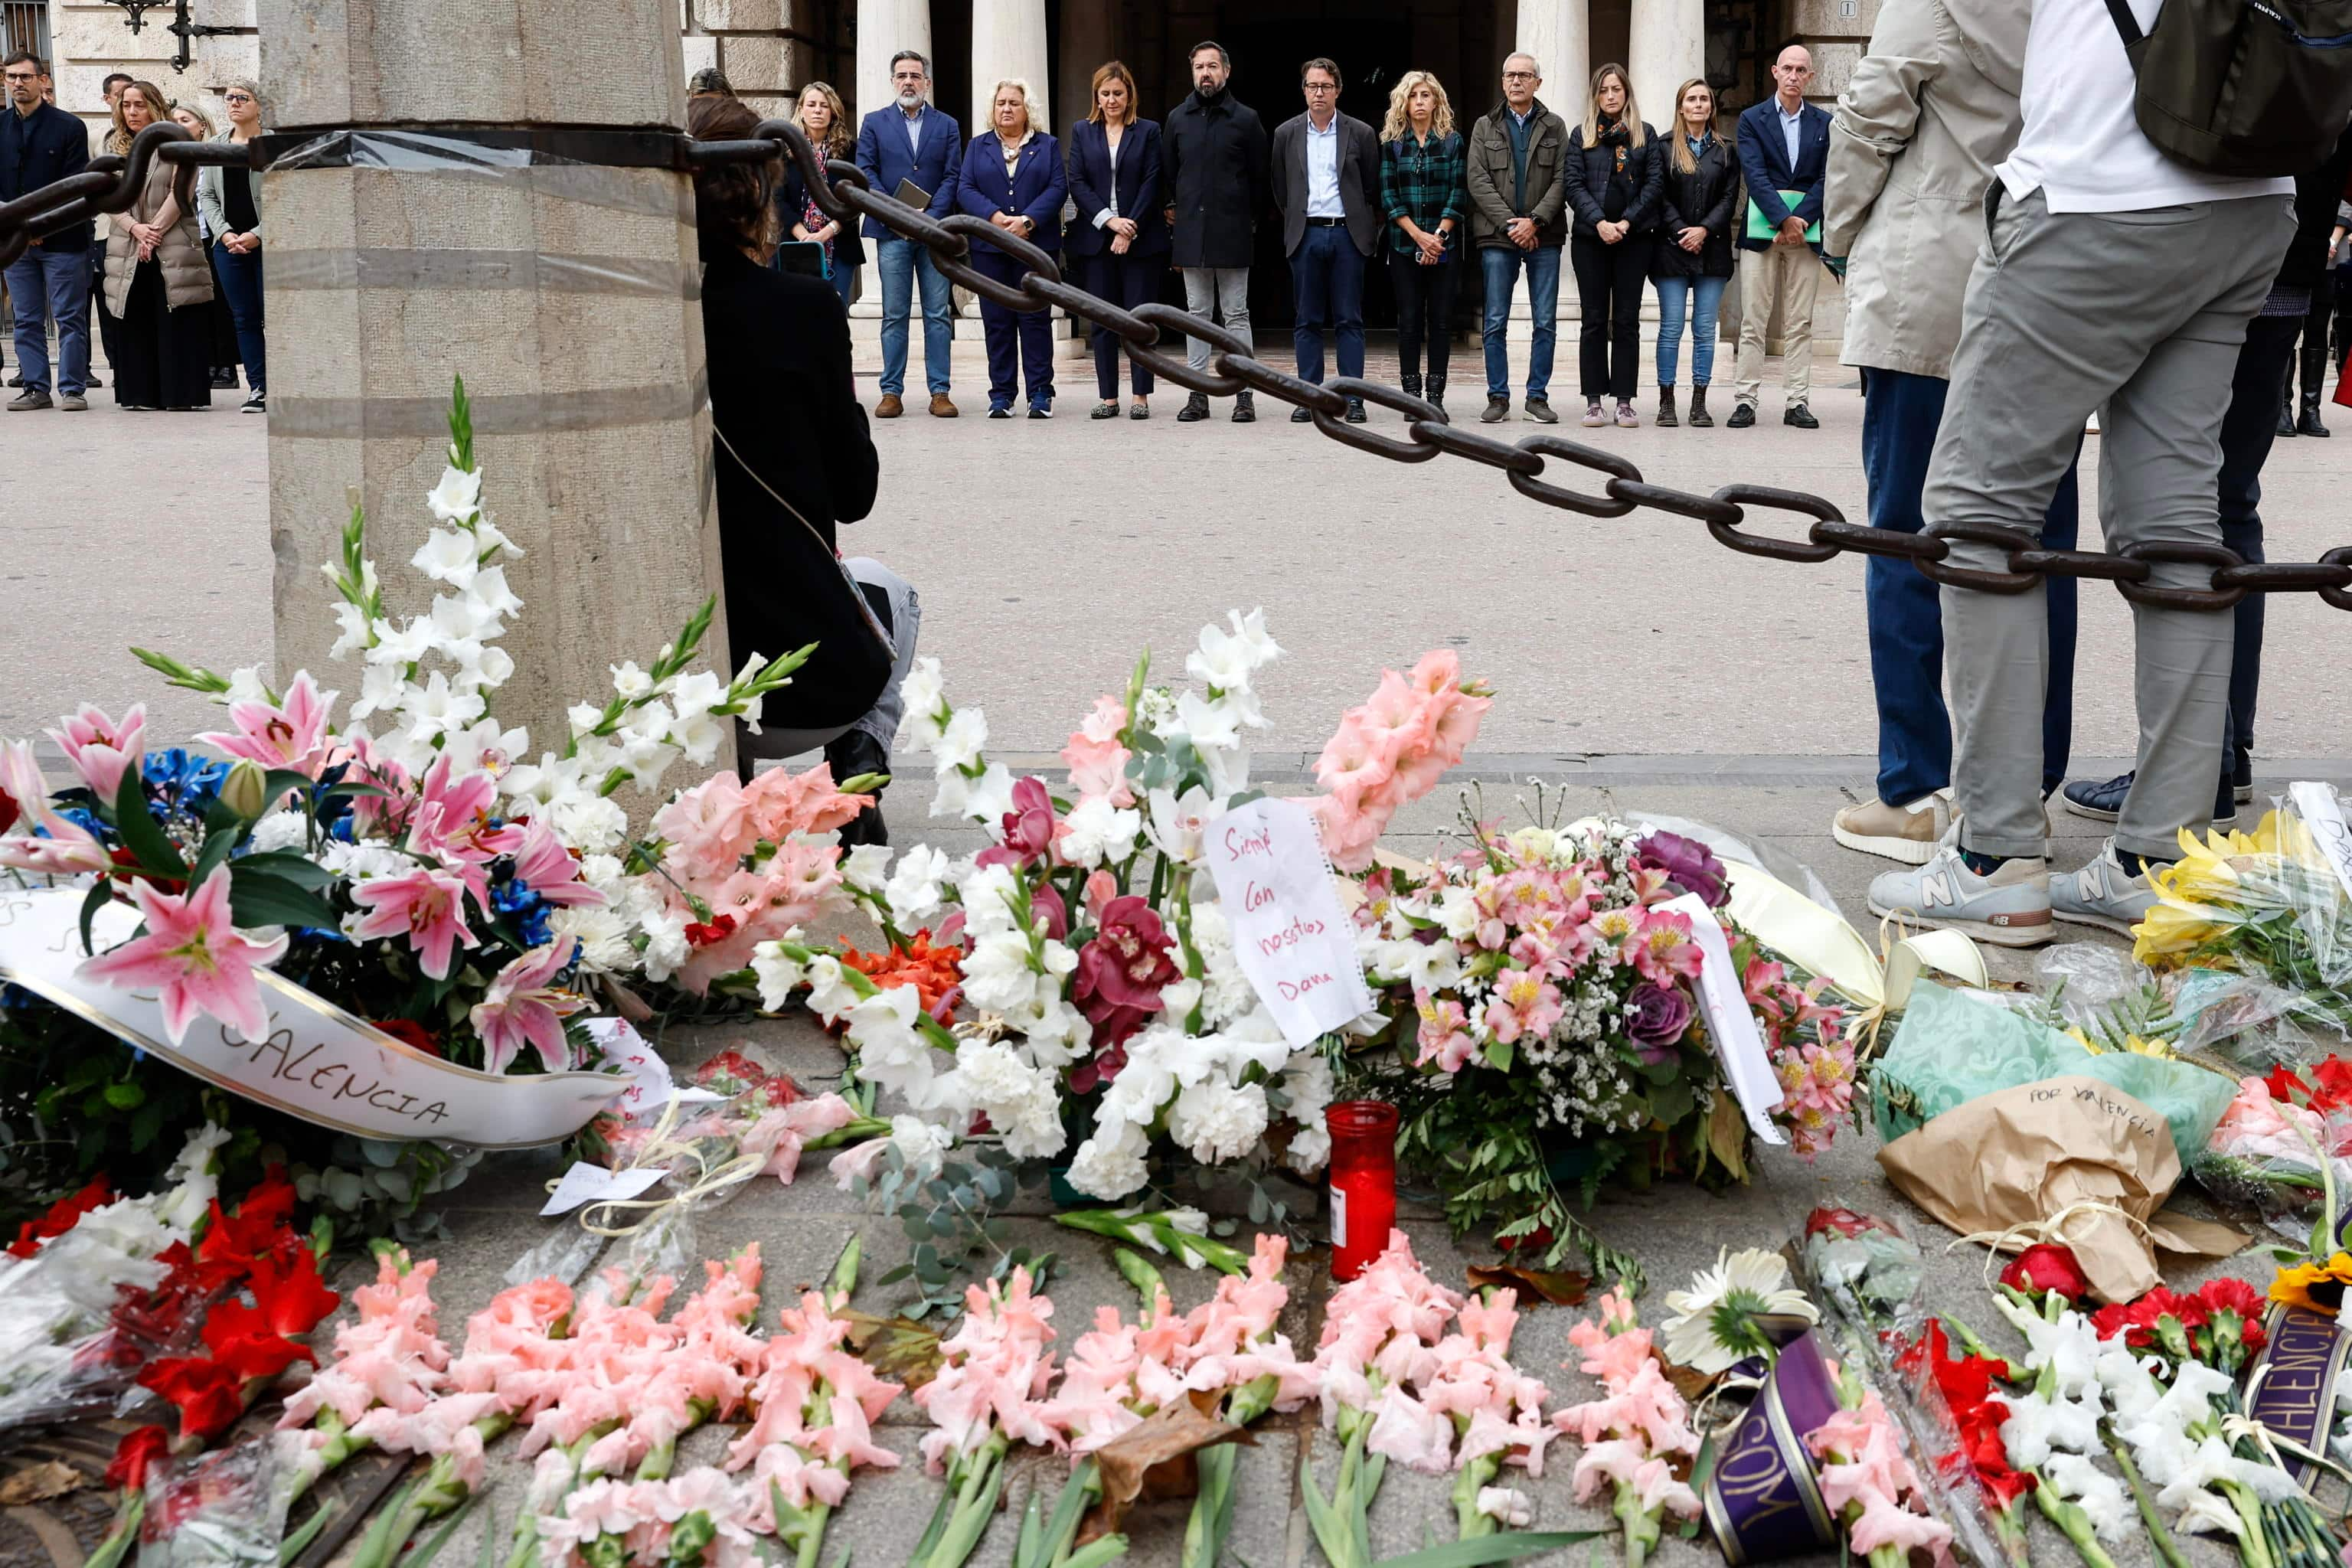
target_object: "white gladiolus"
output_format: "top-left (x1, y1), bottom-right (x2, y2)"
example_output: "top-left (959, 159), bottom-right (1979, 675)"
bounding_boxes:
top-left (411, 528), bottom-right (480, 589)
top-left (882, 844), bottom-right (950, 923)
top-left (751, 941), bottom-right (810, 1012)
top-left (1059, 795), bottom-right (1143, 868)
top-left (933, 708), bottom-right (989, 773)
top-left (426, 463), bottom-right (484, 522)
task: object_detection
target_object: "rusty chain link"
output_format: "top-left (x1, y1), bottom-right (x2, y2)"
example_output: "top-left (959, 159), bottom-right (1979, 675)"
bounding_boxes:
top-left (8, 119), bottom-right (2347, 615)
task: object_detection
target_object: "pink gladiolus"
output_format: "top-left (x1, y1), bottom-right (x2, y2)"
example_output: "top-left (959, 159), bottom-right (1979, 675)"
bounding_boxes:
top-left (77, 865), bottom-right (287, 1045)
top-left (1063, 697), bottom-right (1134, 805)
top-left (740, 760), bottom-right (869, 840)
top-left (469, 937), bottom-right (589, 1073)
top-left (349, 865), bottom-right (480, 980)
top-left (48, 702), bottom-right (146, 799)
top-left (1632, 1456), bottom-right (1702, 1520)
top-left (197, 673), bottom-right (335, 778)
top-left (740, 1093), bottom-right (858, 1184)
top-left (1367, 1383), bottom-right (1456, 1472)
top-left (655, 773), bottom-right (760, 880)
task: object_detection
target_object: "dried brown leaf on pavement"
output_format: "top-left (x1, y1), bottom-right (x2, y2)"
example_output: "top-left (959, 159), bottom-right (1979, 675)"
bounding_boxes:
top-left (1465, 1264), bottom-right (1590, 1305)
top-left (838, 1308), bottom-right (944, 1391)
top-left (1077, 1389), bottom-right (1250, 1544)
top-left (0, 1462), bottom-right (86, 1505)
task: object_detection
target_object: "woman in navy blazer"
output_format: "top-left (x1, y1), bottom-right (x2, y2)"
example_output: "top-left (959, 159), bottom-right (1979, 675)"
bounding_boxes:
top-left (955, 80), bottom-right (1068, 416)
top-left (1063, 62), bottom-right (1167, 419)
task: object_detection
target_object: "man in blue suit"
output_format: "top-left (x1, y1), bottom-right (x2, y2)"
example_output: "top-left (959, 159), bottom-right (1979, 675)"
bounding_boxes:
top-left (1, 53), bottom-right (92, 411)
top-left (1730, 45), bottom-right (1831, 430)
top-left (854, 49), bottom-right (963, 417)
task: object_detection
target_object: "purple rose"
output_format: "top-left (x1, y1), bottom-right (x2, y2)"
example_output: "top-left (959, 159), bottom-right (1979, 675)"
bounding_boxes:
top-left (1635, 830), bottom-right (1729, 907)
top-left (1626, 982), bottom-right (1694, 1060)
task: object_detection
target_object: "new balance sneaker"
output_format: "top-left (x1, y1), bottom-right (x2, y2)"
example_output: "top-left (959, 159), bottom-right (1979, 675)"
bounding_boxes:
top-left (2050, 839), bottom-right (2157, 936)
top-left (1867, 841), bottom-right (2053, 947)
top-left (1831, 792), bottom-right (1949, 865)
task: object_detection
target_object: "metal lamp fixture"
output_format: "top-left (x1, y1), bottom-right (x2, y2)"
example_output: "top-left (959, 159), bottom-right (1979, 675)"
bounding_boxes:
top-left (100, 0), bottom-right (237, 74)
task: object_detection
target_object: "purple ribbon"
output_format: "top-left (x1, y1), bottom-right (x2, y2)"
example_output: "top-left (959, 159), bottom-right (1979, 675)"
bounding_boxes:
top-left (1704, 1329), bottom-right (1843, 1563)
top-left (2245, 1304), bottom-right (2350, 1491)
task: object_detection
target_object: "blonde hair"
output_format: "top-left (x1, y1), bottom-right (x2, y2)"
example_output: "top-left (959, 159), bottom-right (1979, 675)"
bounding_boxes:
top-left (1666, 78), bottom-right (1713, 174)
top-left (987, 78), bottom-right (1035, 137)
top-left (170, 101), bottom-right (215, 137)
top-left (1580, 64), bottom-right (1645, 149)
top-left (1381, 70), bottom-right (1455, 142)
top-left (112, 80), bottom-right (167, 145)
top-left (1088, 60), bottom-right (1138, 126)
top-left (792, 80), bottom-right (852, 160)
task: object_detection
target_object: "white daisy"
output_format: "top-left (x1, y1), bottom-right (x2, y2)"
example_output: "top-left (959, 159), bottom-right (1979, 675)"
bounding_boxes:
top-left (1658, 1247), bottom-right (1818, 1374)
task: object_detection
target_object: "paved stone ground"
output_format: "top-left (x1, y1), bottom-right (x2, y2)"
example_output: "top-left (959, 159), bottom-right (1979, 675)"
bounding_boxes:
top-left (13, 335), bottom-right (2352, 1566)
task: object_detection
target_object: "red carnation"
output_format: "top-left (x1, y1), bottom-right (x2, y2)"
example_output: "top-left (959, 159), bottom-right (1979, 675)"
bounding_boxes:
top-left (1998, 1243), bottom-right (2090, 1302)
top-left (2200, 1276), bottom-right (2265, 1322)
top-left (683, 911), bottom-right (741, 949)
top-left (2143, 1286), bottom-right (2209, 1330)
top-left (8, 1174), bottom-right (116, 1258)
top-left (2092, 1299), bottom-right (2151, 1347)
top-left (104, 1426), bottom-right (171, 1491)
top-left (139, 1357), bottom-right (247, 1441)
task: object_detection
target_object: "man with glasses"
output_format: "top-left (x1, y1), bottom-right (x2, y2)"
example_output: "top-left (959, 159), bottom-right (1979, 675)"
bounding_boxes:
top-left (1271, 58), bottom-right (1380, 423)
top-left (1466, 54), bottom-right (1568, 423)
top-left (0, 52), bottom-right (90, 411)
top-left (854, 49), bottom-right (962, 418)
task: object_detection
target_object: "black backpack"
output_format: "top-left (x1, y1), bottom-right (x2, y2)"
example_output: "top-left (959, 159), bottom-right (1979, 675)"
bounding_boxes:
top-left (2104, 0), bottom-right (2352, 176)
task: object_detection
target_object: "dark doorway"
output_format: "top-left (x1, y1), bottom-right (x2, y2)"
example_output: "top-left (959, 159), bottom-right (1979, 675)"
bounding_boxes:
top-left (1215, 0), bottom-right (1415, 331)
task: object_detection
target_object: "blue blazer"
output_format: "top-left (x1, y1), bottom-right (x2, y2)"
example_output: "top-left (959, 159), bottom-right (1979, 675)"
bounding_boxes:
top-left (1733, 99), bottom-right (1831, 251)
top-left (1062, 119), bottom-right (1168, 259)
top-left (0, 102), bottom-right (93, 249)
top-left (953, 130), bottom-right (1069, 257)
top-left (853, 103), bottom-right (962, 240)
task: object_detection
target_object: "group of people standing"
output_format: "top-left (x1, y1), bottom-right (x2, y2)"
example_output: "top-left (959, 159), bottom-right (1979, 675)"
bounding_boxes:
top-left (0, 57), bottom-right (266, 415)
top-left (798, 41), bottom-right (1834, 430)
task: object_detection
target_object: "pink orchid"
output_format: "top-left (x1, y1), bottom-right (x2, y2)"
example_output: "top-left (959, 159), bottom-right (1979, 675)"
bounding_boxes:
top-left (349, 864), bottom-right (480, 980)
top-left (77, 864), bottom-right (287, 1044)
top-left (469, 938), bottom-right (588, 1073)
top-left (47, 702), bottom-right (146, 799)
top-left (198, 673), bottom-right (337, 778)
top-left (513, 818), bottom-right (604, 908)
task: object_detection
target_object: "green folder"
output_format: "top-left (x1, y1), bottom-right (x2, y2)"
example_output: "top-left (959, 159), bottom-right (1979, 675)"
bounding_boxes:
top-left (1746, 189), bottom-right (1821, 243)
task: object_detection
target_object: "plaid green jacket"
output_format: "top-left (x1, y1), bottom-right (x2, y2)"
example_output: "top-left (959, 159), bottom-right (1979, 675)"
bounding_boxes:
top-left (1379, 130), bottom-right (1468, 256)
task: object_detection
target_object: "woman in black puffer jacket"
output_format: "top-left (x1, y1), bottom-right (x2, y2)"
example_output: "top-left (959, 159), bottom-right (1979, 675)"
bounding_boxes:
top-left (1648, 77), bottom-right (1741, 427)
top-left (1561, 64), bottom-right (1663, 429)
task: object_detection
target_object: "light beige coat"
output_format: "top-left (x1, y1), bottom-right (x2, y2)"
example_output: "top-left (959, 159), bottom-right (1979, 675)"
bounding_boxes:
top-left (103, 155), bottom-right (213, 317)
top-left (1824, 0), bottom-right (2030, 378)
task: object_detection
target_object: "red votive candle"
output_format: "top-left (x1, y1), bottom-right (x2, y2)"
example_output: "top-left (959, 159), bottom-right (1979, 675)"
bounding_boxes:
top-left (1325, 1100), bottom-right (1399, 1281)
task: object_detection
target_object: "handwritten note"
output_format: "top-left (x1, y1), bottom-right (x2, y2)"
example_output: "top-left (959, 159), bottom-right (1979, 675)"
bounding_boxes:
top-left (2290, 782), bottom-right (2352, 903)
top-left (1201, 797), bottom-right (1375, 1048)
top-left (583, 1018), bottom-right (725, 1125)
top-left (1661, 892), bottom-right (1786, 1145)
top-left (540, 1161), bottom-right (668, 1217)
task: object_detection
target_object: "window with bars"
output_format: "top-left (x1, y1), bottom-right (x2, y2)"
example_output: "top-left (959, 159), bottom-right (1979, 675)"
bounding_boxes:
top-left (2, 0), bottom-right (50, 64)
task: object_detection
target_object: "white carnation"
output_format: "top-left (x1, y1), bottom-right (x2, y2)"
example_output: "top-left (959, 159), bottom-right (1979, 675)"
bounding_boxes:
top-left (549, 906), bottom-right (634, 975)
top-left (1168, 1079), bottom-right (1269, 1166)
top-left (639, 908), bottom-right (689, 983)
top-left (1065, 1117), bottom-right (1152, 1200)
top-left (247, 810), bottom-right (309, 854)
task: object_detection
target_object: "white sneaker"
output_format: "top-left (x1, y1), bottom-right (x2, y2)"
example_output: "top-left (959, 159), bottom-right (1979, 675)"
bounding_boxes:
top-left (1867, 833), bottom-right (2053, 948)
top-left (2050, 839), bottom-right (2158, 936)
top-left (1831, 791), bottom-right (1950, 864)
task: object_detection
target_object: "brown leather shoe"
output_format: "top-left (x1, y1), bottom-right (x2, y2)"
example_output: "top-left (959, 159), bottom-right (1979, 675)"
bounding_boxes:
top-left (929, 393), bottom-right (959, 417)
top-left (875, 393), bottom-right (903, 419)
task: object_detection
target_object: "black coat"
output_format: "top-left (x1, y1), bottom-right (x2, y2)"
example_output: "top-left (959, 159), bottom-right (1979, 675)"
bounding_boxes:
top-left (700, 244), bottom-right (890, 730)
top-left (1561, 119), bottom-right (1664, 240)
top-left (0, 102), bottom-right (92, 249)
top-left (1162, 89), bottom-right (1269, 269)
top-left (1064, 118), bottom-right (1168, 257)
top-left (1651, 133), bottom-right (1740, 279)
top-left (2276, 131), bottom-right (2352, 292)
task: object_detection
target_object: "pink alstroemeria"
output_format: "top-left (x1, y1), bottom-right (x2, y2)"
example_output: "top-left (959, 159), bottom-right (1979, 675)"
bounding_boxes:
top-left (197, 672), bottom-right (338, 779)
top-left (47, 702), bottom-right (146, 800)
top-left (349, 865), bottom-right (480, 980)
top-left (469, 938), bottom-right (589, 1073)
top-left (78, 864), bottom-right (288, 1044)
top-left (511, 818), bottom-right (604, 908)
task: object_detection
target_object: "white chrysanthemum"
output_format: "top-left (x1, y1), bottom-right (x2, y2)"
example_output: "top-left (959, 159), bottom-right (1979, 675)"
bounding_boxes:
top-left (551, 792), bottom-right (628, 855)
top-left (550, 906), bottom-right (634, 975)
top-left (1168, 1078), bottom-right (1269, 1165)
top-left (247, 809), bottom-right (309, 854)
top-left (1659, 1248), bottom-right (1821, 1375)
top-left (1065, 1117), bottom-right (1152, 1200)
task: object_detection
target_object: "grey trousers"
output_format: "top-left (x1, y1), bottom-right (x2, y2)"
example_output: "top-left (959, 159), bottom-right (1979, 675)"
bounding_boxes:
top-left (1180, 266), bottom-right (1253, 376)
top-left (1925, 186), bottom-right (2295, 860)
top-left (744, 556), bottom-right (922, 761)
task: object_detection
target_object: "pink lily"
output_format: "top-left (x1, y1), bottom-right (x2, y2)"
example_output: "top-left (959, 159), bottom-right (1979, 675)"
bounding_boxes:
top-left (198, 672), bottom-right (337, 778)
top-left (406, 753), bottom-right (519, 866)
top-left (349, 865), bottom-right (481, 980)
top-left (469, 937), bottom-right (589, 1073)
top-left (0, 740), bottom-right (109, 876)
top-left (47, 702), bottom-right (146, 800)
top-left (512, 818), bottom-right (605, 908)
top-left (77, 864), bottom-right (288, 1044)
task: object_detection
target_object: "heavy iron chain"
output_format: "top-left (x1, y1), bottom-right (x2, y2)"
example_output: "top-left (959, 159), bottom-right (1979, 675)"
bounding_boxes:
top-left (12, 119), bottom-right (2350, 615)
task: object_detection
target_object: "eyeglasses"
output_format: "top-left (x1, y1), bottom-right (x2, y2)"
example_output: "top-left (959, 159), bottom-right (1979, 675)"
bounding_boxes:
top-left (224, 93), bottom-right (253, 103)
top-left (2, 71), bottom-right (38, 83)
top-left (1303, 81), bottom-right (1337, 93)
top-left (1501, 70), bottom-right (1537, 81)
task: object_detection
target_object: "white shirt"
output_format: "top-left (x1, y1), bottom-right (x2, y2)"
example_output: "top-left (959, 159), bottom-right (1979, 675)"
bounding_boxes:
top-left (1092, 126), bottom-right (1125, 228)
top-left (1998, 0), bottom-right (2293, 212)
top-left (1305, 115), bottom-right (1344, 218)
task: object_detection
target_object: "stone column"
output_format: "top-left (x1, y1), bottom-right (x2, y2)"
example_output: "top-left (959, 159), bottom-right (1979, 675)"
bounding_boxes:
top-left (258, 0), bottom-right (729, 771)
top-left (854, 0), bottom-right (936, 300)
top-left (1515, 0), bottom-right (1586, 121)
top-left (1628, 0), bottom-right (1705, 147)
top-left (1058, 0), bottom-right (1115, 149)
top-left (972, 0), bottom-right (1052, 139)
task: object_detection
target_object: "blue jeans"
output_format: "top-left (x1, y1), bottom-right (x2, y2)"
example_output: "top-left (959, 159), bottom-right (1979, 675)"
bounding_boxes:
top-left (1290, 224), bottom-right (1366, 386)
top-left (1653, 273), bottom-right (1726, 387)
top-left (874, 236), bottom-right (952, 396)
top-left (1479, 243), bottom-right (1560, 400)
top-left (1861, 367), bottom-right (2080, 804)
top-left (5, 242), bottom-right (91, 396)
top-left (211, 241), bottom-right (265, 395)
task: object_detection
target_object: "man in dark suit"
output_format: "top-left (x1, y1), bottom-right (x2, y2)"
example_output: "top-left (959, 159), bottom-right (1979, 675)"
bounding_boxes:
top-left (1, 53), bottom-right (92, 411)
top-left (1165, 41), bottom-right (1271, 423)
top-left (1730, 44), bottom-right (1831, 430)
top-left (854, 48), bottom-right (962, 419)
top-left (1270, 57), bottom-right (1381, 423)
